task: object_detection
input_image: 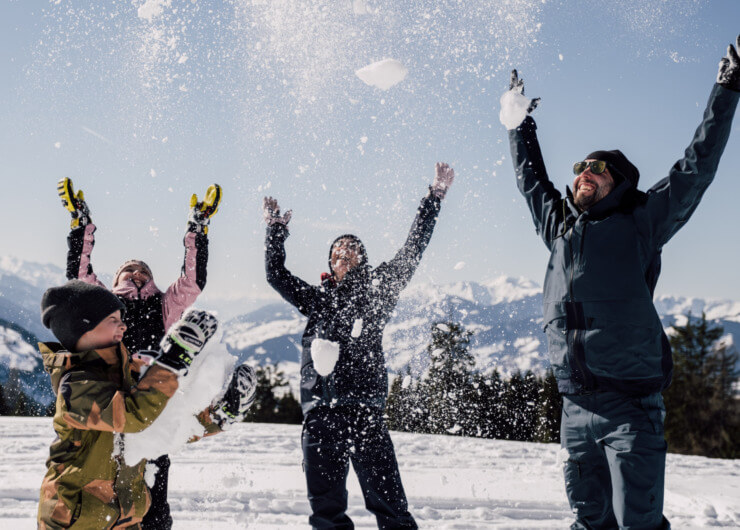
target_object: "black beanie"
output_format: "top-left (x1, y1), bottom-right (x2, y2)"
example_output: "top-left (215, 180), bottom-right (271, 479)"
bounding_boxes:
top-left (41, 280), bottom-right (125, 352)
top-left (328, 234), bottom-right (368, 274)
top-left (586, 150), bottom-right (640, 188)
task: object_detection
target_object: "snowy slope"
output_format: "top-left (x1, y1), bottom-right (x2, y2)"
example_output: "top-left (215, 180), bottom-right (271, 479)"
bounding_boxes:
top-left (1, 418), bottom-right (738, 528)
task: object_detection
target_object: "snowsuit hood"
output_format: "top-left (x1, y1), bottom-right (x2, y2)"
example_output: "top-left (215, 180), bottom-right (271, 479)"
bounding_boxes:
top-left (112, 260), bottom-right (154, 289)
top-left (327, 234), bottom-right (368, 277)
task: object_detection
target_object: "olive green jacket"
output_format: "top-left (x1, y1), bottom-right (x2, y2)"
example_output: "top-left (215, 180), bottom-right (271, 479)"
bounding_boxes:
top-left (37, 342), bottom-right (180, 529)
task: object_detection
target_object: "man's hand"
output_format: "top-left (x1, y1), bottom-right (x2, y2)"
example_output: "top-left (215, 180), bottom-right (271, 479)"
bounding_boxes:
top-left (509, 69), bottom-right (540, 113)
top-left (153, 309), bottom-right (218, 376)
top-left (188, 184), bottom-right (222, 234)
top-left (263, 196), bottom-right (292, 227)
top-left (717, 34), bottom-right (740, 92)
top-left (57, 178), bottom-right (91, 229)
top-left (212, 364), bottom-right (258, 427)
top-left (431, 162), bottom-right (455, 200)
top-left (499, 69), bottom-right (540, 130)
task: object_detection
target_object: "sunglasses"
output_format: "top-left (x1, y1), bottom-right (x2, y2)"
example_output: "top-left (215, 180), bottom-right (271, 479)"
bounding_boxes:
top-left (573, 160), bottom-right (608, 176)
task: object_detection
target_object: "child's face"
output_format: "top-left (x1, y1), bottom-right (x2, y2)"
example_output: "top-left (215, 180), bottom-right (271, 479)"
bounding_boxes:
top-left (75, 310), bottom-right (127, 351)
top-left (117, 265), bottom-right (151, 288)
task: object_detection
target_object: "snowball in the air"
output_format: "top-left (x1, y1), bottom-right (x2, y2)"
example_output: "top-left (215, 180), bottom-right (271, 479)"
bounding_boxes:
top-left (454, 261), bottom-right (465, 270)
top-left (351, 318), bottom-right (363, 338)
top-left (311, 338), bottom-right (340, 376)
top-left (499, 89), bottom-right (533, 130)
top-left (355, 59), bottom-right (408, 91)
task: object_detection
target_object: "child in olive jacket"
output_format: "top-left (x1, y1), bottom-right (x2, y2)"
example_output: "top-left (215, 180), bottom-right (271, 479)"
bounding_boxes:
top-left (37, 280), bottom-right (250, 529)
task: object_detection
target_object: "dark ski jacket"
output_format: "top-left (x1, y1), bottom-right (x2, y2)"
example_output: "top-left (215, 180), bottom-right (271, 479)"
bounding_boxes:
top-left (265, 193), bottom-right (442, 414)
top-left (508, 83), bottom-right (738, 396)
top-left (67, 224), bottom-right (208, 352)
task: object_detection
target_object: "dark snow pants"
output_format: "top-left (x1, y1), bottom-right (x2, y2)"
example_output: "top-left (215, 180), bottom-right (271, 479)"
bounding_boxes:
top-left (141, 454), bottom-right (173, 530)
top-left (561, 392), bottom-right (670, 530)
top-left (302, 405), bottom-right (417, 530)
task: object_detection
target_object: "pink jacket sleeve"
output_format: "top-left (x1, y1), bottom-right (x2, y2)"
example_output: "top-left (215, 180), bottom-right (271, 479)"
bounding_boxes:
top-left (161, 231), bottom-right (207, 330)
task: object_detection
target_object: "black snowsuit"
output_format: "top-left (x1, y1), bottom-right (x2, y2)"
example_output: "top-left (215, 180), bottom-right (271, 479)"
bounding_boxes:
top-left (265, 192), bottom-right (442, 529)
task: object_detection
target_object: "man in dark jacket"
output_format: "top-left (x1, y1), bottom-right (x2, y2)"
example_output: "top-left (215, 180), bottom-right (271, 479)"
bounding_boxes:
top-left (263, 163), bottom-right (454, 529)
top-left (503, 37), bottom-right (739, 530)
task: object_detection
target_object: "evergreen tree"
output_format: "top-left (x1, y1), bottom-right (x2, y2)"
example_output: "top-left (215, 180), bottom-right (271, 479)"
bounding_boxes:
top-left (386, 367), bottom-right (427, 433)
top-left (12, 391), bottom-right (33, 417)
top-left (477, 369), bottom-right (507, 439)
top-left (385, 373), bottom-right (405, 431)
top-left (500, 370), bottom-right (539, 441)
top-left (244, 364), bottom-right (302, 424)
top-left (0, 383), bottom-right (8, 416)
top-left (663, 313), bottom-right (740, 458)
top-left (534, 369), bottom-right (561, 443)
top-left (420, 321), bottom-right (476, 436)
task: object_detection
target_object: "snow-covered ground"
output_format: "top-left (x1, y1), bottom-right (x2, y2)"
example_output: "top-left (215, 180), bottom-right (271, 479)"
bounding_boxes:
top-left (2, 418), bottom-right (738, 528)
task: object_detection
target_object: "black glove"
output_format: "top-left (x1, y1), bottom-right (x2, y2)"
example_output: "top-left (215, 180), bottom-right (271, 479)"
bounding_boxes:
top-left (509, 69), bottom-right (540, 113)
top-left (717, 35), bottom-right (740, 91)
top-left (187, 184), bottom-right (222, 234)
top-left (212, 364), bottom-right (258, 427)
top-left (152, 309), bottom-right (218, 376)
top-left (57, 178), bottom-right (91, 229)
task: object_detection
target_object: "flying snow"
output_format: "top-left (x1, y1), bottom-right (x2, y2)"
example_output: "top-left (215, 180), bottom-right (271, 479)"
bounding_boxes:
top-left (311, 338), bottom-right (340, 376)
top-left (355, 59), bottom-right (408, 91)
top-left (351, 318), bottom-right (363, 338)
top-left (124, 329), bottom-right (236, 465)
top-left (137, 0), bottom-right (171, 22)
top-left (499, 89), bottom-right (533, 130)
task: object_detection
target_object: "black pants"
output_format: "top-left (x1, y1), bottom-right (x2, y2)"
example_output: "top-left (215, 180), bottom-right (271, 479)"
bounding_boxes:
top-left (302, 405), bottom-right (417, 530)
top-left (141, 454), bottom-right (173, 530)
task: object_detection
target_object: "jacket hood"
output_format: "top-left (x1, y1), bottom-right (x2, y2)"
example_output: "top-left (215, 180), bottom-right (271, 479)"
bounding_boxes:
top-left (328, 234), bottom-right (368, 275)
top-left (112, 260), bottom-right (154, 288)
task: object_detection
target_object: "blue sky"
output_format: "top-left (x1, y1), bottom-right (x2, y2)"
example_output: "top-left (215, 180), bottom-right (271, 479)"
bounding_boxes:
top-left (2, 0), bottom-right (739, 305)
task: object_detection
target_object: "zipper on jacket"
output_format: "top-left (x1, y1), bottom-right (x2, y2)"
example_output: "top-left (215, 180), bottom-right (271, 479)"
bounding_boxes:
top-left (566, 223), bottom-right (595, 391)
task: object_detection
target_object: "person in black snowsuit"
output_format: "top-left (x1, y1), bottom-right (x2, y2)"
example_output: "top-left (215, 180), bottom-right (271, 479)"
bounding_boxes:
top-left (59, 180), bottom-right (221, 530)
top-left (263, 163), bottom-right (455, 529)
top-left (502, 36), bottom-right (740, 530)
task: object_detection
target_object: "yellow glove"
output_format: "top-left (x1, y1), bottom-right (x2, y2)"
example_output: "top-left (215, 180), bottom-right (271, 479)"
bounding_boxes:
top-left (57, 178), bottom-right (91, 229)
top-left (188, 184), bottom-right (222, 234)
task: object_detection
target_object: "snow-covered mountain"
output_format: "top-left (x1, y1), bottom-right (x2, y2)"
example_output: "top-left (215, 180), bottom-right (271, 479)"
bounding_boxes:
top-left (221, 276), bottom-right (740, 387)
top-left (0, 256), bottom-right (67, 342)
top-left (2, 255), bottom-right (740, 407)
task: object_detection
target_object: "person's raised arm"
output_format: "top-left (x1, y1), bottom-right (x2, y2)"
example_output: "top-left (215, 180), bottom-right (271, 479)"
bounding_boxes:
top-left (263, 196), bottom-right (318, 316)
top-left (162, 184), bottom-right (221, 329)
top-left (378, 163), bottom-right (453, 294)
top-left (59, 178), bottom-right (105, 287)
top-left (644, 36), bottom-right (740, 248)
top-left (503, 70), bottom-right (563, 249)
